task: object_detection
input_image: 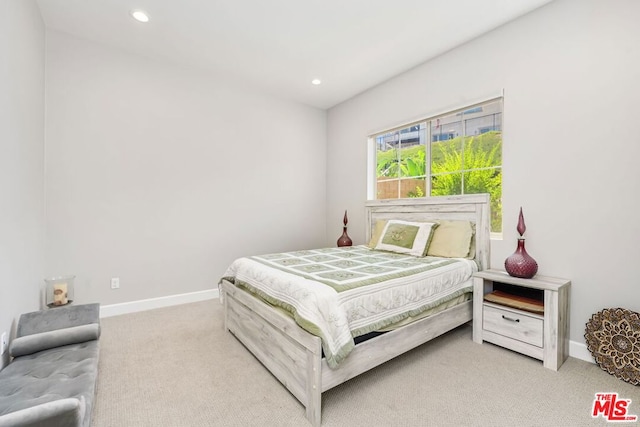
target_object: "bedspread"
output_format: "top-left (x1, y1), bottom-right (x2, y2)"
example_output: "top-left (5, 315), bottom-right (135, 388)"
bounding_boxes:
top-left (221, 246), bottom-right (477, 368)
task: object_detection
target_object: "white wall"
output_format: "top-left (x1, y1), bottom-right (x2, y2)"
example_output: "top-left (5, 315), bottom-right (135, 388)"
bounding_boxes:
top-left (0, 0), bottom-right (45, 369)
top-left (45, 31), bottom-right (327, 305)
top-left (326, 0), bottom-right (640, 352)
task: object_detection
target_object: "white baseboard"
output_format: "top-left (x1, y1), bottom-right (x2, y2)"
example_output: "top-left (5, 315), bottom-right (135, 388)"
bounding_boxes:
top-left (100, 288), bottom-right (219, 318)
top-left (569, 340), bottom-right (594, 364)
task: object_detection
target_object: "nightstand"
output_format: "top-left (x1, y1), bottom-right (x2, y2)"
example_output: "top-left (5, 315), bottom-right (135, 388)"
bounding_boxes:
top-left (472, 269), bottom-right (571, 370)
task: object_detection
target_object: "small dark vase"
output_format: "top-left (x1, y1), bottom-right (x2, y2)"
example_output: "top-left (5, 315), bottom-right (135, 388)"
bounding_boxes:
top-left (504, 207), bottom-right (538, 278)
top-left (504, 238), bottom-right (538, 278)
top-left (337, 210), bottom-right (353, 247)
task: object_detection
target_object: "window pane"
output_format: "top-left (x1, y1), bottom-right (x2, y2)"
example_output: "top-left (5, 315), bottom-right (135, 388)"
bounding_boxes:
top-left (376, 132), bottom-right (399, 199)
top-left (376, 123), bottom-right (427, 199)
top-left (398, 124), bottom-right (426, 178)
top-left (431, 172), bottom-right (462, 196)
top-left (431, 113), bottom-right (463, 179)
top-left (463, 168), bottom-right (502, 232)
top-left (398, 125), bottom-right (427, 197)
top-left (400, 178), bottom-right (426, 198)
top-left (376, 132), bottom-right (398, 179)
top-left (376, 178), bottom-right (399, 199)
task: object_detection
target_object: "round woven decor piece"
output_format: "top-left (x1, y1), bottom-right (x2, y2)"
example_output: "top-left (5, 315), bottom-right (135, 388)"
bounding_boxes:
top-left (585, 308), bottom-right (640, 386)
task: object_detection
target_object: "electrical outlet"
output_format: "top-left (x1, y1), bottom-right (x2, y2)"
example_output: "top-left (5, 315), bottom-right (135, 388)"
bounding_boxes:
top-left (110, 277), bottom-right (120, 289)
top-left (0, 332), bottom-right (7, 355)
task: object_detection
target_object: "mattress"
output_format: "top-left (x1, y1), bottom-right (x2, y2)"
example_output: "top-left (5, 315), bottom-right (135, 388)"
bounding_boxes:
top-left (221, 245), bottom-right (477, 368)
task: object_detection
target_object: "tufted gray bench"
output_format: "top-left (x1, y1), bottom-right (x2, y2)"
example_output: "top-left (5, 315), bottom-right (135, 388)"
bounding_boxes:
top-left (0, 303), bottom-right (100, 427)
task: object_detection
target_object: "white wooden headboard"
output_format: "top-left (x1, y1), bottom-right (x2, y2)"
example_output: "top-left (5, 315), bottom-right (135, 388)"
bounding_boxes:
top-left (365, 194), bottom-right (491, 270)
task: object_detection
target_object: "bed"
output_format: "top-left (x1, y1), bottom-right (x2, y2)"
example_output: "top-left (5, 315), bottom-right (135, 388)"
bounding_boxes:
top-left (219, 194), bottom-right (490, 426)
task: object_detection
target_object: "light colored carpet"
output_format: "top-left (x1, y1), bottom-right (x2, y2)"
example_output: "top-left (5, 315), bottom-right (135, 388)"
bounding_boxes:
top-left (92, 300), bottom-right (639, 426)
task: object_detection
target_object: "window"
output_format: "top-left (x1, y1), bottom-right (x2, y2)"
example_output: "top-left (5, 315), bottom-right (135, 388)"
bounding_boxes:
top-left (371, 98), bottom-right (503, 233)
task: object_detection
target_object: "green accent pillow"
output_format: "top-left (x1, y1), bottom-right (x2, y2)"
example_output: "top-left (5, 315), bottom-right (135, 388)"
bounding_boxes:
top-left (367, 220), bottom-right (388, 249)
top-left (426, 220), bottom-right (474, 258)
top-left (374, 220), bottom-right (438, 257)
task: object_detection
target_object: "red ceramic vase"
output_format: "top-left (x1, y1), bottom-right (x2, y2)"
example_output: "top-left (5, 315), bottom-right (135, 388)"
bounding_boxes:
top-left (337, 227), bottom-right (352, 247)
top-left (337, 210), bottom-right (353, 247)
top-left (504, 238), bottom-right (538, 278)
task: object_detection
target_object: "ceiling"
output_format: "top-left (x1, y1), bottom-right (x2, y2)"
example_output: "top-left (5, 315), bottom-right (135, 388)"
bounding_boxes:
top-left (36, 0), bottom-right (553, 109)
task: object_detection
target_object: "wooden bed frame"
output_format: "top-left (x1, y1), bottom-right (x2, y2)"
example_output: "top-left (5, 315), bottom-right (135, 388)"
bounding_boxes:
top-left (220, 194), bottom-right (491, 426)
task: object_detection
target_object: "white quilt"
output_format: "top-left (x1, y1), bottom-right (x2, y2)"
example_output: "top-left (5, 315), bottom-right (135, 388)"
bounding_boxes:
top-left (221, 246), bottom-right (477, 368)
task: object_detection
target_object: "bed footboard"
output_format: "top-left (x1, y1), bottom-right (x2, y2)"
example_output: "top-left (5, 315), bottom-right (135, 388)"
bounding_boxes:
top-left (221, 279), bottom-right (473, 426)
top-left (221, 279), bottom-right (323, 426)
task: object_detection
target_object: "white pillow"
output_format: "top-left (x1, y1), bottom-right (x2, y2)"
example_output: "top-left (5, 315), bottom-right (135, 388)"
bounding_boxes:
top-left (374, 220), bottom-right (438, 257)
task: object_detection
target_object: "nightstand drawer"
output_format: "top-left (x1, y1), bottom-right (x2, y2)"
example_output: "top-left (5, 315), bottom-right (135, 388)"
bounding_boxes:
top-left (483, 304), bottom-right (543, 347)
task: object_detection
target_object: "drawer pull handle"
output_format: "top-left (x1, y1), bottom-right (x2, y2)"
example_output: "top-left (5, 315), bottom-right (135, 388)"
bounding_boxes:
top-left (502, 315), bottom-right (520, 323)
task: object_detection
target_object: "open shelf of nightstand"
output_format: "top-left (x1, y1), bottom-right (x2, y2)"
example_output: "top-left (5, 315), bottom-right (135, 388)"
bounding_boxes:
top-left (484, 287), bottom-right (544, 314)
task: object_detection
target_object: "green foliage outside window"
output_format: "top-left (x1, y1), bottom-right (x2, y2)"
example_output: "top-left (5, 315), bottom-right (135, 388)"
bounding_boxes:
top-left (377, 144), bottom-right (424, 178)
top-left (432, 133), bottom-right (502, 232)
top-left (376, 131), bottom-right (502, 232)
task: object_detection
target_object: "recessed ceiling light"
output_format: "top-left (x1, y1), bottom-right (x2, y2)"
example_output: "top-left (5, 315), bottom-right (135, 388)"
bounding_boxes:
top-left (131, 10), bottom-right (150, 23)
top-left (311, 79), bottom-right (322, 85)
